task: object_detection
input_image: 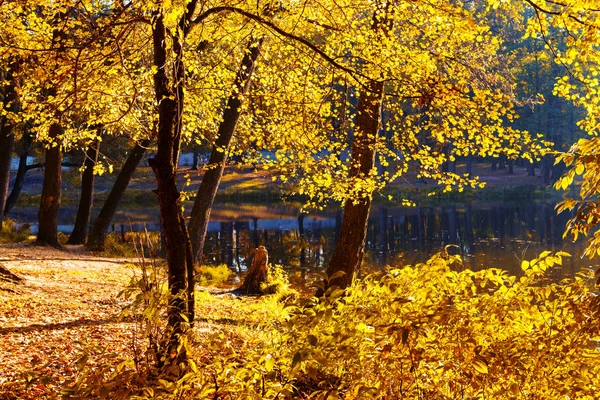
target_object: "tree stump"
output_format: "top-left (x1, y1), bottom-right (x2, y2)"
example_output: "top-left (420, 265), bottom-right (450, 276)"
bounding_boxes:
top-left (240, 246), bottom-right (268, 294)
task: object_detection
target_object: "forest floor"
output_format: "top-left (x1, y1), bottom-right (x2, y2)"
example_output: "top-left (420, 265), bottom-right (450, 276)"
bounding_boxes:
top-left (0, 242), bottom-right (293, 399)
top-left (0, 243), bottom-right (140, 399)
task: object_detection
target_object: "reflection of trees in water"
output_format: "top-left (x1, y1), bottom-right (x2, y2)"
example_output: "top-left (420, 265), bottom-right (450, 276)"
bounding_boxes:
top-left (201, 202), bottom-right (583, 278)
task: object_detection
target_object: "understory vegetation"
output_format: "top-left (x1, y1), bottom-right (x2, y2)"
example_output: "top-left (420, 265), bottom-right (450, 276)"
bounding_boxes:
top-left (0, 219), bottom-right (30, 244)
top-left (63, 251), bottom-right (599, 399)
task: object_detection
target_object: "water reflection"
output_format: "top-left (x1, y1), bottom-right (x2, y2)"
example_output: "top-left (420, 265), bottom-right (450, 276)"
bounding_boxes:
top-left (202, 202), bottom-right (591, 278)
top-left (16, 200), bottom-right (594, 278)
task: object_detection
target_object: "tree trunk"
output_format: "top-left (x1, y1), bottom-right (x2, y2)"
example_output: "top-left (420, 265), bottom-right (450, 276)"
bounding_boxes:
top-left (541, 157), bottom-right (551, 185)
top-left (527, 161), bottom-right (535, 176)
top-left (0, 122), bottom-right (14, 221)
top-left (191, 151), bottom-right (199, 170)
top-left (465, 155), bottom-right (473, 176)
top-left (37, 123), bottom-right (63, 247)
top-left (321, 79), bottom-right (384, 293)
top-left (188, 38), bottom-right (263, 264)
top-left (36, 12), bottom-right (67, 247)
top-left (150, 12), bottom-right (195, 343)
top-left (86, 139), bottom-right (149, 251)
top-left (4, 127), bottom-right (32, 217)
top-left (0, 62), bottom-right (19, 221)
top-left (507, 159), bottom-right (514, 174)
top-left (68, 140), bottom-right (100, 244)
top-left (498, 154), bottom-right (506, 169)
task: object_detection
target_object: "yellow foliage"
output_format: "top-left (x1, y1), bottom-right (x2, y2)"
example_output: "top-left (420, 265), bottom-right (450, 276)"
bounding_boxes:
top-left (69, 251), bottom-right (599, 399)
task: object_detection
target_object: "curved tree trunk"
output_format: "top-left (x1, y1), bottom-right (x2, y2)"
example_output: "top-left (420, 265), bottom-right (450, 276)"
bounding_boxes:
top-left (86, 139), bottom-right (150, 251)
top-left (68, 140), bottom-right (100, 244)
top-left (188, 37), bottom-right (263, 264)
top-left (36, 123), bottom-right (63, 247)
top-left (4, 127), bottom-right (32, 217)
top-left (320, 79), bottom-right (384, 293)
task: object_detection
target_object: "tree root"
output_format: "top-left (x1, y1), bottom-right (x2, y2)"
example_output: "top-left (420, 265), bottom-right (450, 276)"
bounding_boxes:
top-left (0, 262), bottom-right (24, 283)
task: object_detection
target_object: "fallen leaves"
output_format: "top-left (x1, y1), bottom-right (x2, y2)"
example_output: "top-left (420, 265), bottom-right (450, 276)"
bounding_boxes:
top-left (0, 243), bottom-right (134, 399)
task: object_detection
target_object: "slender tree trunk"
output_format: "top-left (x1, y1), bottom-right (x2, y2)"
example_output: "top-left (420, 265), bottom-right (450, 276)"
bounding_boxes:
top-left (0, 124), bottom-right (14, 221)
top-left (4, 127), bottom-right (32, 216)
top-left (68, 140), bottom-right (100, 244)
top-left (498, 154), bottom-right (506, 169)
top-left (0, 62), bottom-right (19, 221)
top-left (541, 156), bottom-right (551, 185)
top-left (86, 139), bottom-right (150, 251)
top-left (321, 79), bottom-right (384, 292)
top-left (507, 159), bottom-right (514, 174)
top-left (188, 37), bottom-right (263, 264)
top-left (465, 155), bottom-right (473, 176)
top-left (150, 12), bottom-right (196, 344)
top-left (191, 152), bottom-right (199, 170)
top-left (37, 123), bottom-right (63, 247)
top-left (527, 161), bottom-right (536, 176)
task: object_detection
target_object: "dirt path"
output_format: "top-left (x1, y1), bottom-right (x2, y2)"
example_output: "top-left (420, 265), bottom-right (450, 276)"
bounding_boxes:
top-left (0, 243), bottom-right (135, 399)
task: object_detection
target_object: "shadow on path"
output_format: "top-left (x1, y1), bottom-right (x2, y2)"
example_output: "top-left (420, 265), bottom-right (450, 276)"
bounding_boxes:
top-left (0, 317), bottom-right (121, 335)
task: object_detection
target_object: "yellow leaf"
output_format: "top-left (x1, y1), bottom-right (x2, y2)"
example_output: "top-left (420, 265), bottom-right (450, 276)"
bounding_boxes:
top-left (265, 354), bottom-right (274, 372)
top-left (473, 360), bottom-right (488, 374)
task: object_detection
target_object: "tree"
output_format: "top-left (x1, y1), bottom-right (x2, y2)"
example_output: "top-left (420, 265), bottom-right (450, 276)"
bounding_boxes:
top-left (67, 139), bottom-right (100, 244)
top-left (188, 36), bottom-right (263, 264)
top-left (0, 60), bottom-right (18, 221)
top-left (525, 1), bottom-right (600, 258)
top-left (245, 0), bottom-right (545, 292)
top-left (4, 126), bottom-right (32, 217)
top-left (86, 139), bottom-right (151, 251)
top-left (36, 123), bottom-right (63, 247)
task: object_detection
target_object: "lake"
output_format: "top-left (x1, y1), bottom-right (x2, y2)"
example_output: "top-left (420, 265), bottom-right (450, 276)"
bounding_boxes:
top-left (14, 200), bottom-right (594, 280)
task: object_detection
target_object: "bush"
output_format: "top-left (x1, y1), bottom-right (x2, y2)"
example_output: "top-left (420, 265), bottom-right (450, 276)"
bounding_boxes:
top-left (101, 232), bottom-right (139, 258)
top-left (0, 219), bottom-right (30, 244)
top-left (261, 264), bottom-right (299, 302)
top-left (279, 251), bottom-right (600, 399)
top-left (196, 264), bottom-right (233, 287)
top-left (65, 251), bottom-right (600, 399)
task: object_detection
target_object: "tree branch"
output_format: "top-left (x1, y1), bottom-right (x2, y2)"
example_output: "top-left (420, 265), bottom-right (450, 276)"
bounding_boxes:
top-left (191, 6), bottom-right (367, 80)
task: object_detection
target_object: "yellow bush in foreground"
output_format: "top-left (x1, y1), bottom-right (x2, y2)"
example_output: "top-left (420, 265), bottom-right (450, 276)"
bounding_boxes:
top-left (70, 252), bottom-right (599, 399)
top-left (278, 251), bottom-right (599, 399)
